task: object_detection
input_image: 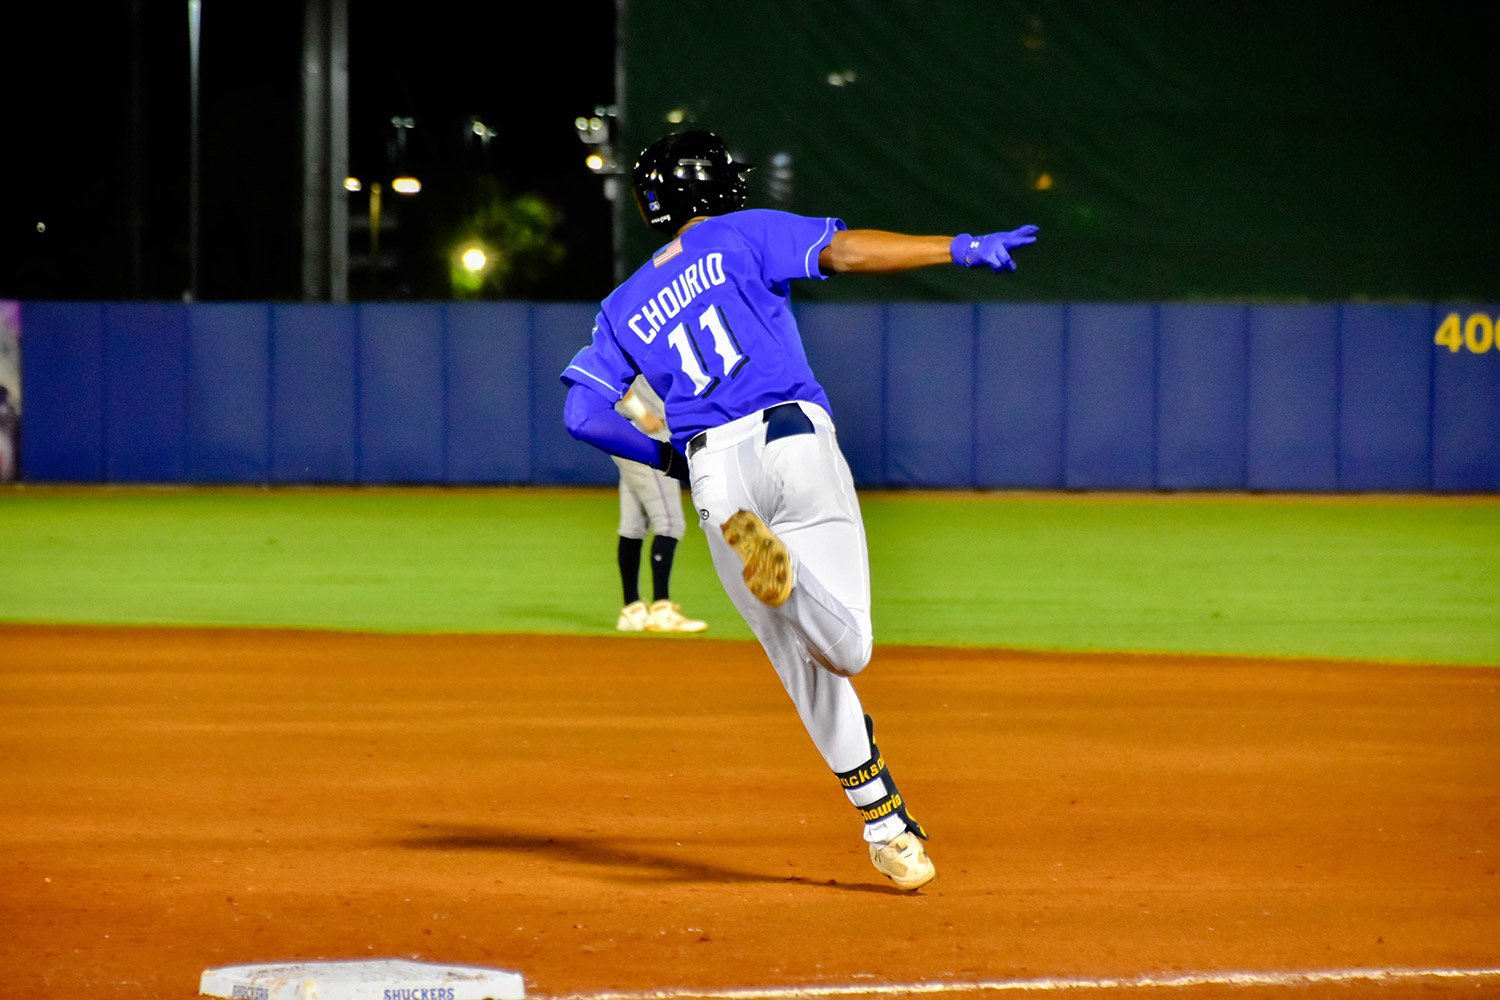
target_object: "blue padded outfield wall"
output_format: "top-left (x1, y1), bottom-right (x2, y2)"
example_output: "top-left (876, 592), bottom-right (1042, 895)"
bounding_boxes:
top-left (17, 300), bottom-right (1500, 491)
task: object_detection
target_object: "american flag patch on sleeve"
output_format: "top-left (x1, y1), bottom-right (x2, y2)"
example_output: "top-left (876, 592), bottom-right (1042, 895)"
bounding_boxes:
top-left (653, 239), bottom-right (684, 267)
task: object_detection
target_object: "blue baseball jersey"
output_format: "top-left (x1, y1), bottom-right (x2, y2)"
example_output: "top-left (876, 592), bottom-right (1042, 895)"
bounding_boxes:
top-left (561, 208), bottom-right (846, 453)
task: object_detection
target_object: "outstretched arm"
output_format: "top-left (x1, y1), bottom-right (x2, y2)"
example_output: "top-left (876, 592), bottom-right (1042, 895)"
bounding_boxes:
top-left (819, 230), bottom-right (952, 274)
top-left (820, 225), bottom-right (1039, 275)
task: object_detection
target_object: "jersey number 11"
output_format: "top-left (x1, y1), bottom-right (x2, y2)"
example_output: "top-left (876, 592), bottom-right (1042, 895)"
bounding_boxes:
top-left (666, 304), bottom-right (748, 397)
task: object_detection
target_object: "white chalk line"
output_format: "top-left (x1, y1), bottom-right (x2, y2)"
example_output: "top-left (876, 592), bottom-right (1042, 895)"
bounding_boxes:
top-left (547, 966), bottom-right (1500, 1000)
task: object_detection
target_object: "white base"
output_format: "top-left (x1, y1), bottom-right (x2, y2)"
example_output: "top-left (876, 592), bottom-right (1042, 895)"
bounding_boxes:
top-left (199, 959), bottom-right (525, 1000)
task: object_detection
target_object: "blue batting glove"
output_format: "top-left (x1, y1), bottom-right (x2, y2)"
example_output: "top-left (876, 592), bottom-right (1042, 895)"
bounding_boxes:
top-left (950, 225), bottom-right (1040, 272)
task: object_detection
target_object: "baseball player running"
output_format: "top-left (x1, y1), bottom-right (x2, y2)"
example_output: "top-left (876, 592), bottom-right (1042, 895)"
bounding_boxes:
top-left (612, 375), bottom-right (708, 634)
top-left (561, 130), bottom-right (1038, 890)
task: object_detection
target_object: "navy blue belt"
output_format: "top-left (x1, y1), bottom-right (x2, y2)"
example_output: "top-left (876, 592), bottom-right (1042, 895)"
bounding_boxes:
top-left (686, 402), bottom-right (814, 458)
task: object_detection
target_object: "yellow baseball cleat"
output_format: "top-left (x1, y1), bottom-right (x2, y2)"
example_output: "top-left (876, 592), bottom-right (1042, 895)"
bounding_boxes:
top-left (720, 510), bottom-right (793, 607)
top-left (646, 600), bottom-right (707, 633)
top-left (869, 832), bottom-right (936, 891)
top-left (616, 600), bottom-right (650, 632)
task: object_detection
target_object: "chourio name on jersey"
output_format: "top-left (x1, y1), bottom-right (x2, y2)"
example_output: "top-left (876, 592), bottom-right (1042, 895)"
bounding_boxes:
top-left (627, 252), bottom-right (728, 344)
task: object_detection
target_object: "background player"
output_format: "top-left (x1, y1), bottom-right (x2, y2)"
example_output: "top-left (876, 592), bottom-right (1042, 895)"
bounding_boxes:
top-left (612, 375), bottom-right (708, 634)
top-left (561, 130), bottom-right (1038, 890)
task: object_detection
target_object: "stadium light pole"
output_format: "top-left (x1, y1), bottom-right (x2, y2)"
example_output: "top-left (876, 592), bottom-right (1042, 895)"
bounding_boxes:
top-left (344, 175), bottom-right (421, 297)
top-left (574, 107), bottom-right (625, 285)
top-left (301, 0), bottom-right (350, 301)
top-left (613, 0), bottom-right (626, 284)
top-left (187, 0), bottom-right (201, 301)
top-left (129, 0), bottom-right (145, 295)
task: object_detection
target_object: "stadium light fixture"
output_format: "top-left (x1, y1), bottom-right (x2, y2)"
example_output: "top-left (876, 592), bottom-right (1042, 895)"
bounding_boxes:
top-left (460, 246), bottom-right (490, 273)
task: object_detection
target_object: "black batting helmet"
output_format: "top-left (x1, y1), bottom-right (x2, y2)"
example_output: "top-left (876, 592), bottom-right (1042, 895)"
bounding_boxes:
top-left (631, 131), bottom-right (752, 235)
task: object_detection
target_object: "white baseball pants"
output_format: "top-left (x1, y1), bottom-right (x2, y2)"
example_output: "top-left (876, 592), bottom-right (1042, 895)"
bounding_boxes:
top-left (687, 401), bottom-right (907, 841)
top-left (612, 456), bottom-right (688, 540)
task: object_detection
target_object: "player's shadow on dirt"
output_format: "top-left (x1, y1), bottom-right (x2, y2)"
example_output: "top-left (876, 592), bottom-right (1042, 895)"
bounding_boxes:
top-left (393, 824), bottom-right (896, 894)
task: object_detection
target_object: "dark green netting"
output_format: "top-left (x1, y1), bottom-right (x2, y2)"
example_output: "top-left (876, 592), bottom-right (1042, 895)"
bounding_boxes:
top-left (621, 0), bottom-right (1499, 301)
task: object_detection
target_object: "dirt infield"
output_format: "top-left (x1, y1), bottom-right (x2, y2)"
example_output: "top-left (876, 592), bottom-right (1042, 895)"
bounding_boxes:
top-left (1, 626), bottom-right (1496, 999)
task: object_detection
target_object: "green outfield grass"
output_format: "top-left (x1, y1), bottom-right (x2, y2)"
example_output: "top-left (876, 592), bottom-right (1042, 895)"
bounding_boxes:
top-left (3, 486), bottom-right (1497, 665)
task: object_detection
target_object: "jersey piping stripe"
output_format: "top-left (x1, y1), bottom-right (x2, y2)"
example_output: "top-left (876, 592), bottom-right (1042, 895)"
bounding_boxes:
top-left (565, 364), bottom-right (624, 399)
top-left (803, 218), bottom-right (834, 278)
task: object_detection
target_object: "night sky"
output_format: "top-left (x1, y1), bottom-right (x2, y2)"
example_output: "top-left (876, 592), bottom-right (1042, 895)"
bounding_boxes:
top-left (2, 2), bottom-right (620, 302)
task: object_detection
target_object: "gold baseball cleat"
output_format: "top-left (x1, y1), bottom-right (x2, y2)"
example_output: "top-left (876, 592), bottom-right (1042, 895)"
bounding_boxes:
top-left (720, 510), bottom-right (793, 606)
top-left (645, 600), bottom-right (707, 633)
top-left (869, 832), bottom-right (936, 891)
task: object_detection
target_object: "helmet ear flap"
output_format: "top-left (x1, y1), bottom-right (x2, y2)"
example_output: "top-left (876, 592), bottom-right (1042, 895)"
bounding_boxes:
top-left (631, 184), bottom-right (661, 229)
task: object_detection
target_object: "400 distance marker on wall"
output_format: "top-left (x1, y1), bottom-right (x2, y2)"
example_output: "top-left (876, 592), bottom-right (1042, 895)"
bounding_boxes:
top-left (1435, 312), bottom-right (1499, 355)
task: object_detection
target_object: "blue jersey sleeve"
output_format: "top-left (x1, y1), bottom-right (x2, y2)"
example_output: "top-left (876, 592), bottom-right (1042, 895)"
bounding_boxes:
top-left (559, 313), bottom-right (637, 400)
top-left (731, 209), bottom-right (846, 286)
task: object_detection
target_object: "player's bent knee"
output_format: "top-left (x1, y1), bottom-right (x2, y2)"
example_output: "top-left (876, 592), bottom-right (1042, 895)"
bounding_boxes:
top-left (843, 642), bottom-right (875, 677)
top-left (816, 634), bottom-right (872, 677)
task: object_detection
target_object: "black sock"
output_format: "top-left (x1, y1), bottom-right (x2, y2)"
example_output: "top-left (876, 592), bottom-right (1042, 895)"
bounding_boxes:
top-left (618, 537), bottom-right (643, 605)
top-left (650, 536), bottom-right (678, 602)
